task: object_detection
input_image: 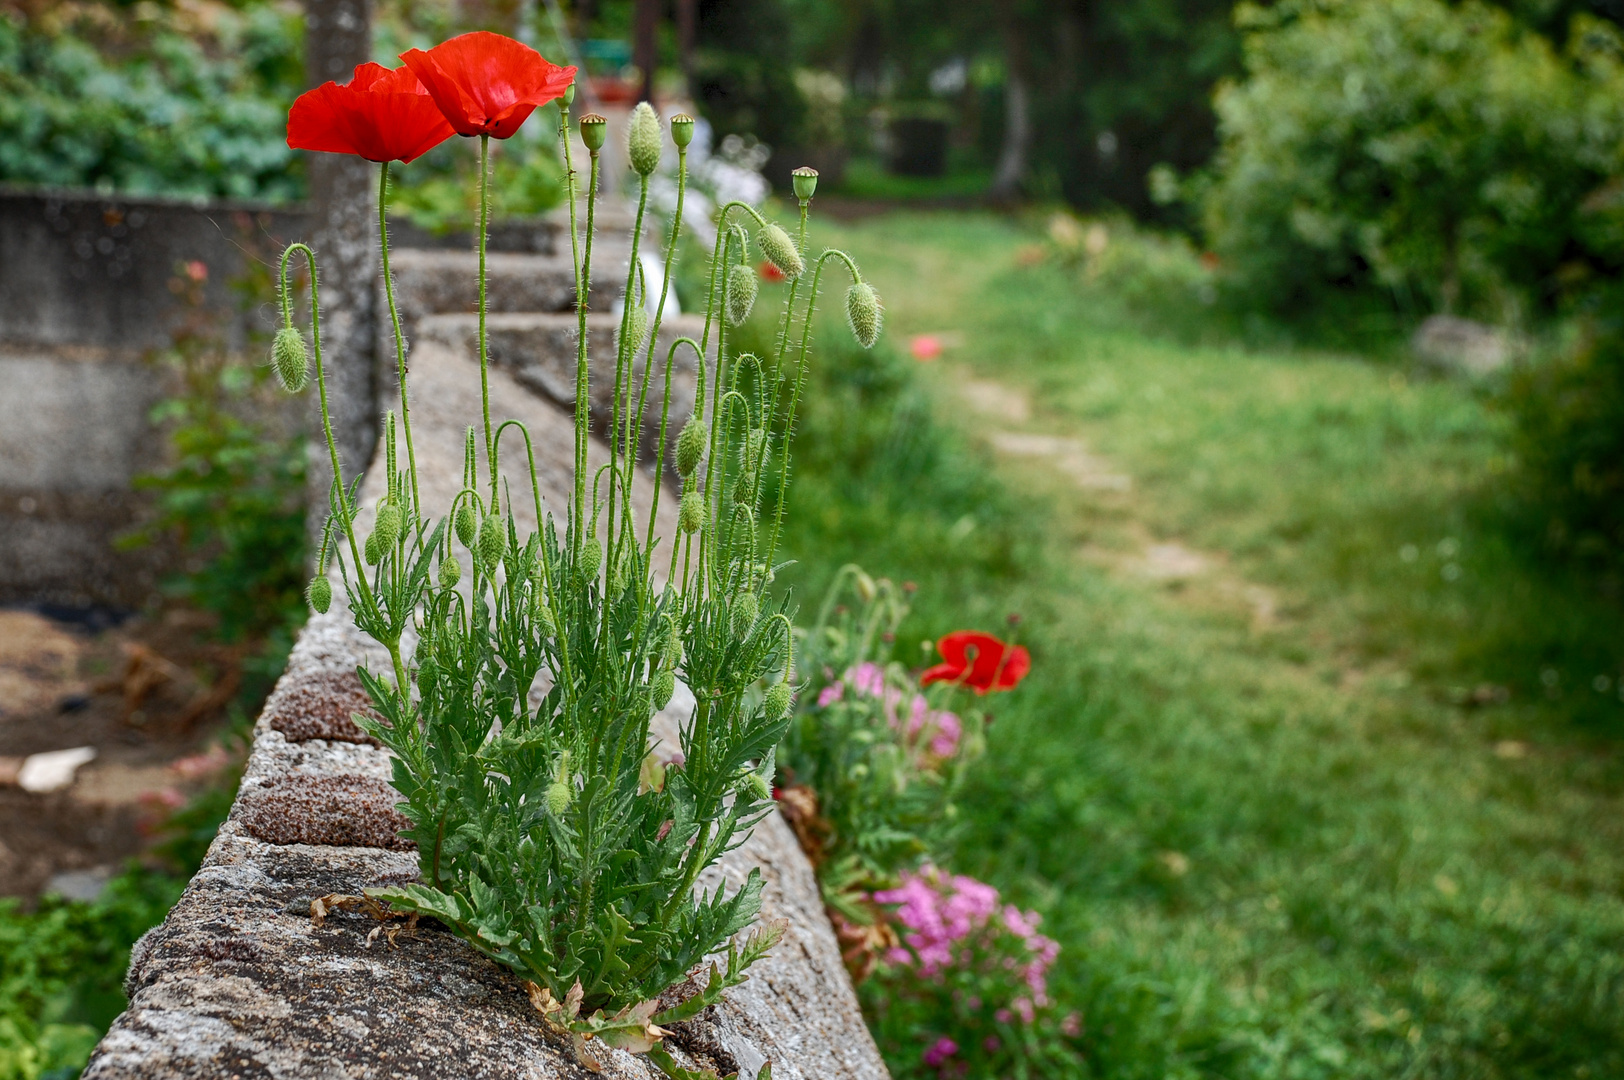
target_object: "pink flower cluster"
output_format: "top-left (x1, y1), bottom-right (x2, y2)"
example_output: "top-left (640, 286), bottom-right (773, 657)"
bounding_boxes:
top-left (873, 866), bottom-right (1059, 1006)
top-left (815, 662), bottom-right (962, 757)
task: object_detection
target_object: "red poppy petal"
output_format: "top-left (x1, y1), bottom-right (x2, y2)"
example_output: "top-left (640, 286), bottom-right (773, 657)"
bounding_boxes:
top-left (919, 662), bottom-right (961, 687)
top-left (401, 32), bottom-right (574, 139)
top-left (993, 645), bottom-right (1031, 691)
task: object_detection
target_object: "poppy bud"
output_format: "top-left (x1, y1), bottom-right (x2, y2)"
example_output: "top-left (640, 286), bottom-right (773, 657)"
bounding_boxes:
top-left (579, 537), bottom-right (601, 580)
top-left (439, 556), bottom-right (460, 589)
top-left (791, 166), bottom-right (819, 201)
top-left (733, 591), bottom-right (759, 634)
top-left (676, 417), bottom-right (706, 477)
top-left (619, 301), bottom-right (648, 358)
top-left (855, 570), bottom-right (877, 603)
top-left (679, 489), bottom-right (705, 534)
top-left (743, 427), bottom-right (767, 467)
top-left (725, 262), bottom-right (758, 326)
top-left (670, 113), bottom-right (694, 149)
top-left (846, 281), bottom-right (883, 349)
top-left (306, 575), bottom-right (332, 613)
top-left (758, 224), bottom-right (804, 280)
top-left (734, 473), bottom-right (756, 505)
top-left (372, 502), bottom-right (401, 551)
top-left (455, 501), bottom-right (478, 548)
top-left (272, 327), bottom-right (309, 392)
top-left (579, 113), bottom-right (607, 152)
top-left (651, 667), bottom-right (676, 711)
top-left (563, 81), bottom-right (576, 108)
top-left (535, 599), bottom-right (555, 636)
top-left (628, 102), bottom-right (661, 177)
top-left (477, 513), bottom-right (506, 569)
top-left (663, 624), bottom-right (684, 669)
top-left (764, 680), bottom-right (792, 719)
top-left (546, 779), bottom-right (572, 816)
top-left (743, 770), bottom-right (771, 802)
top-left (364, 532), bottom-right (381, 566)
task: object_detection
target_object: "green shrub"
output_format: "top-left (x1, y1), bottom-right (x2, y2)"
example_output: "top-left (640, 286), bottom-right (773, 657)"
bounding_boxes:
top-left (1202, 0), bottom-right (1624, 322)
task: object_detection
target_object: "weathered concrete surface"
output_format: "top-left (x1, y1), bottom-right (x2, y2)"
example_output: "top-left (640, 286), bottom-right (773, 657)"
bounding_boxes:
top-left (84, 338), bottom-right (887, 1080)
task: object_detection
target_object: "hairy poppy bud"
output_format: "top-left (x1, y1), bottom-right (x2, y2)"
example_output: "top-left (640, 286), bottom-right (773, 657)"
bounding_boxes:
top-left (764, 680), bottom-right (792, 719)
top-left (546, 779), bottom-right (572, 816)
top-left (679, 489), bottom-right (704, 534)
top-left (670, 113), bottom-right (694, 149)
top-left (455, 501), bottom-right (478, 548)
top-left (743, 428), bottom-right (767, 468)
top-left (306, 575), bottom-right (332, 613)
top-left (846, 281), bottom-right (883, 349)
top-left (535, 599), bottom-right (555, 636)
top-left (579, 112), bottom-right (607, 152)
top-left (743, 770), bottom-right (771, 802)
top-left (733, 591), bottom-right (759, 633)
top-left (438, 555), bottom-right (460, 589)
top-left (272, 327), bottom-right (309, 392)
top-left (619, 301), bottom-right (648, 358)
top-left (758, 224), bottom-right (803, 280)
top-left (791, 166), bottom-right (819, 201)
top-left (364, 531), bottom-right (381, 565)
top-left (651, 667), bottom-right (676, 710)
top-left (372, 502), bottom-right (401, 551)
top-left (579, 537), bottom-right (601, 580)
top-left (663, 625), bottom-right (684, 669)
top-left (676, 417), bottom-right (706, 477)
top-left (476, 513), bottom-right (506, 569)
top-left (628, 102), bottom-right (661, 176)
top-left (725, 262), bottom-right (758, 326)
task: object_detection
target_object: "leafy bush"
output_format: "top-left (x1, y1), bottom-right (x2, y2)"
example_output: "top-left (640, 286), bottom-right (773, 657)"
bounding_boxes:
top-left (1202, 0), bottom-right (1624, 322)
top-left (0, 1), bottom-right (302, 199)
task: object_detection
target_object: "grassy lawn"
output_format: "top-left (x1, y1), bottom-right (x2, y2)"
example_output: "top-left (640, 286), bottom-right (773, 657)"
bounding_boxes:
top-left (767, 209), bottom-right (1624, 1079)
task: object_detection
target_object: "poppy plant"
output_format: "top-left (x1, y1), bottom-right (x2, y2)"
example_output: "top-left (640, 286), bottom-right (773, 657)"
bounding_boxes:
top-left (287, 62), bottom-right (455, 164)
top-left (400, 31), bottom-right (576, 139)
top-left (921, 631), bottom-right (1031, 695)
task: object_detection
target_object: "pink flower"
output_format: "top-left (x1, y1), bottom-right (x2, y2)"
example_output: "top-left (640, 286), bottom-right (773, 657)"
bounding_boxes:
top-left (817, 682), bottom-right (844, 707)
top-left (851, 662), bottom-right (885, 698)
top-left (928, 710), bottom-right (962, 757)
top-left (922, 1037), bottom-right (958, 1068)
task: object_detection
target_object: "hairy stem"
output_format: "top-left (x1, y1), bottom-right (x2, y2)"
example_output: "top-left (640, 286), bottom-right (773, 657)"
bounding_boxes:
top-left (378, 162), bottom-right (421, 516)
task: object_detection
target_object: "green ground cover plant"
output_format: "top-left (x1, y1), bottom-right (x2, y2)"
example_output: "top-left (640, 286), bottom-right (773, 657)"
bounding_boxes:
top-left (762, 208), bottom-right (1624, 1079)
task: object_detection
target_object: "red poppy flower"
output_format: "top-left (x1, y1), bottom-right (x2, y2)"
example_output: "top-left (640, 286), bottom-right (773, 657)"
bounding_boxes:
top-left (400, 32), bottom-right (576, 139)
top-left (288, 63), bottom-right (455, 164)
top-left (759, 260), bottom-right (787, 284)
top-left (920, 630), bottom-right (1031, 695)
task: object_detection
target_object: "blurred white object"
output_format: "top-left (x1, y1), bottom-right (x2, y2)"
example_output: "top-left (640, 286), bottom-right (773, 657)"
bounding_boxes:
top-left (649, 115), bottom-right (770, 251)
top-left (19, 746), bottom-right (97, 793)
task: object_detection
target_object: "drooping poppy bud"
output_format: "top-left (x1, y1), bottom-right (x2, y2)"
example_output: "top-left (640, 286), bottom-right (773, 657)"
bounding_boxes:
top-left (764, 680), bottom-right (792, 719)
top-left (579, 113), bottom-right (607, 152)
top-left (651, 667), bottom-right (676, 711)
top-left (579, 536), bottom-right (601, 580)
top-left (546, 779), bottom-right (572, 816)
top-left (733, 591), bottom-right (759, 634)
top-left (272, 327), bottom-right (309, 392)
top-left (758, 224), bottom-right (804, 280)
top-left (372, 502), bottom-right (402, 551)
top-left (791, 166), bottom-right (819, 201)
top-left (364, 532), bottom-right (381, 565)
top-left (619, 301), bottom-right (649, 358)
top-left (743, 428), bottom-right (767, 468)
top-left (438, 555), bottom-right (461, 589)
top-left (627, 101), bottom-right (662, 176)
top-left (307, 576), bottom-right (332, 613)
top-left (476, 513), bottom-right (506, 568)
top-left (679, 489), bottom-right (705, 534)
top-left (743, 770), bottom-right (772, 802)
top-left (670, 113), bottom-right (694, 149)
top-left (846, 281), bottom-right (883, 349)
top-left (455, 501), bottom-right (478, 547)
top-left (662, 622), bottom-right (684, 668)
top-left (725, 262), bottom-right (758, 326)
top-left (676, 417), bottom-right (706, 477)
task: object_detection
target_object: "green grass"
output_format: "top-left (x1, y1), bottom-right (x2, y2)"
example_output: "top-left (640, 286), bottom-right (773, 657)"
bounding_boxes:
top-left (767, 209), bottom-right (1624, 1079)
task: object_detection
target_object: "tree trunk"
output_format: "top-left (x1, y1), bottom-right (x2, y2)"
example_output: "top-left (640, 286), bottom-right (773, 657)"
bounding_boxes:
top-left (634, 0), bottom-right (659, 104)
top-left (990, 20), bottom-right (1030, 203)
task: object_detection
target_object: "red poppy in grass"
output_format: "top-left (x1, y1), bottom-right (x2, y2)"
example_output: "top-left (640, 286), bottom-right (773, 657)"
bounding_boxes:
top-left (400, 31), bottom-right (576, 139)
top-left (920, 630), bottom-right (1031, 695)
top-left (287, 63), bottom-right (455, 164)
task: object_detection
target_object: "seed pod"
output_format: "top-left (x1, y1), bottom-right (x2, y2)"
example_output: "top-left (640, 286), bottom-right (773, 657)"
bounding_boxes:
top-left (563, 81), bottom-right (576, 108)
top-left (846, 281), bottom-right (883, 349)
top-left (476, 513), bottom-right (506, 569)
top-left (670, 113), bottom-right (694, 149)
top-left (455, 501), bottom-right (478, 548)
top-left (676, 417), bottom-right (706, 477)
top-left (372, 502), bottom-right (401, 551)
top-left (725, 262), bottom-right (758, 326)
top-left (579, 113), bottom-right (607, 152)
top-left (764, 680), bottom-right (792, 719)
top-left (651, 667), bottom-right (676, 711)
top-left (733, 591), bottom-right (759, 633)
top-left (679, 489), bottom-right (705, 534)
top-left (791, 166), bottom-right (819, 201)
top-left (546, 779), bottom-right (572, 816)
top-left (619, 301), bottom-right (648, 358)
top-left (306, 575), bottom-right (332, 614)
top-left (363, 532), bottom-right (380, 566)
top-left (627, 102), bottom-right (662, 176)
top-left (272, 327), bottom-right (308, 392)
top-left (438, 556), bottom-right (461, 589)
top-left (758, 224), bottom-right (804, 280)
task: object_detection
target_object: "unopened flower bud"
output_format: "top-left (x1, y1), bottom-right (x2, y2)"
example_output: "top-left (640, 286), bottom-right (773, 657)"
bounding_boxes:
top-left (744, 770), bottom-right (771, 802)
top-left (563, 81), bottom-right (576, 107)
top-left (364, 532), bottom-right (381, 565)
top-left (855, 570), bottom-right (877, 603)
top-left (306, 575), bottom-right (332, 613)
top-left (272, 327), bottom-right (308, 392)
top-left (764, 680), bottom-right (792, 719)
top-left (535, 600), bottom-right (555, 636)
top-left (846, 281), bottom-right (882, 348)
top-left (477, 513), bottom-right (506, 569)
top-left (546, 779), bottom-right (572, 816)
top-left (743, 427), bottom-right (767, 467)
top-left (579, 537), bottom-right (601, 579)
top-left (662, 625), bottom-right (684, 669)
top-left (725, 262), bottom-right (758, 326)
top-left (579, 113), bottom-right (608, 152)
top-left (670, 113), bottom-right (694, 149)
top-left (733, 591), bottom-right (759, 633)
top-left (619, 302), bottom-right (648, 358)
top-left (651, 667), bottom-right (676, 710)
top-left (455, 501), bottom-right (478, 548)
top-left (679, 489), bottom-right (705, 534)
top-left (372, 502), bottom-right (401, 551)
top-left (758, 224), bottom-right (804, 280)
top-left (438, 556), bottom-right (460, 589)
top-left (791, 166), bottom-right (819, 201)
top-left (628, 102), bottom-right (661, 176)
top-left (676, 417), bottom-right (706, 477)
